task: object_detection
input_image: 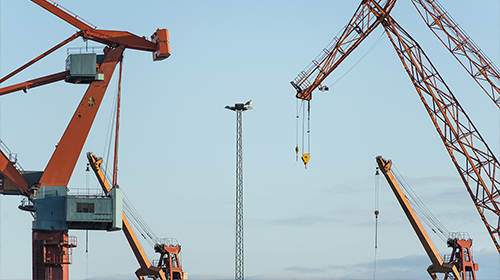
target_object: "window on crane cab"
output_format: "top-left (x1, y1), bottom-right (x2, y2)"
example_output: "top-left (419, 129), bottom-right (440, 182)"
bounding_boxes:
top-left (76, 202), bottom-right (95, 213)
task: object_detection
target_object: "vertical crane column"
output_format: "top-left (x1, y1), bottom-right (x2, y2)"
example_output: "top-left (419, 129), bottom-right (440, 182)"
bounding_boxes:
top-left (32, 231), bottom-right (76, 280)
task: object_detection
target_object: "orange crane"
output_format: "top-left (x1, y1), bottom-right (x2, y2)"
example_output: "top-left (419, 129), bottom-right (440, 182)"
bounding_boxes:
top-left (87, 153), bottom-right (186, 280)
top-left (0, 1), bottom-right (170, 279)
top-left (291, 0), bottom-right (500, 254)
top-left (377, 156), bottom-right (478, 280)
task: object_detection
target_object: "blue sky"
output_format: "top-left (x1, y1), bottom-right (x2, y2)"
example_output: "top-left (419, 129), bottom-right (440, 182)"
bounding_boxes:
top-left (1, 0), bottom-right (500, 279)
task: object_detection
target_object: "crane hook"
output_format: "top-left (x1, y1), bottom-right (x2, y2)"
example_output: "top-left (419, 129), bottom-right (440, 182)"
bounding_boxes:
top-left (301, 153), bottom-right (310, 169)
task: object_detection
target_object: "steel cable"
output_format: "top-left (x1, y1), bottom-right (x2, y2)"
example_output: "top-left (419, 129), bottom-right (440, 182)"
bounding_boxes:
top-left (328, 31), bottom-right (386, 89)
top-left (392, 165), bottom-right (450, 243)
top-left (373, 167), bottom-right (380, 280)
top-left (123, 193), bottom-right (159, 247)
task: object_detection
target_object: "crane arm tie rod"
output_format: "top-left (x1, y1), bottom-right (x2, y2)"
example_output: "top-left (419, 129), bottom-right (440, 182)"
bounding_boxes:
top-left (0, 71), bottom-right (70, 97)
top-left (0, 33), bottom-right (80, 85)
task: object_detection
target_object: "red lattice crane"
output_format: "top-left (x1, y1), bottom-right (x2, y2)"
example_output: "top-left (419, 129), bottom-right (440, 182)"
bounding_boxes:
top-left (291, 0), bottom-right (500, 255)
top-left (0, 1), bottom-right (170, 279)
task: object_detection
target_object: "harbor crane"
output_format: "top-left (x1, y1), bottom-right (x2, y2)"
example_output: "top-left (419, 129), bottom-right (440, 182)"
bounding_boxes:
top-left (377, 156), bottom-right (478, 280)
top-left (0, 1), bottom-right (170, 279)
top-left (291, 0), bottom-right (500, 254)
top-left (87, 153), bottom-right (186, 280)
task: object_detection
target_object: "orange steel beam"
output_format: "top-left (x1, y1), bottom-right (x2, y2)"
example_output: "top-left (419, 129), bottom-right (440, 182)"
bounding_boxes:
top-left (31, 0), bottom-right (170, 59)
top-left (112, 61), bottom-right (122, 187)
top-left (82, 29), bottom-right (158, 53)
top-left (87, 153), bottom-right (167, 280)
top-left (39, 47), bottom-right (123, 187)
top-left (0, 33), bottom-right (79, 85)
top-left (31, 0), bottom-right (95, 30)
top-left (0, 149), bottom-right (30, 196)
top-left (124, 214), bottom-right (166, 280)
top-left (377, 156), bottom-right (462, 280)
top-left (0, 71), bottom-right (69, 97)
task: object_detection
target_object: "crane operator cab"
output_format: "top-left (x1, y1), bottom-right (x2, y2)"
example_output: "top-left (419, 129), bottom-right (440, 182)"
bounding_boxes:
top-left (32, 186), bottom-right (123, 232)
top-left (65, 52), bottom-right (105, 84)
top-left (154, 239), bottom-right (187, 280)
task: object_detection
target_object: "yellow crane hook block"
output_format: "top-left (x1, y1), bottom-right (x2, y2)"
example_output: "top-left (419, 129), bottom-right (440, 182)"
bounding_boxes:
top-left (301, 153), bottom-right (310, 169)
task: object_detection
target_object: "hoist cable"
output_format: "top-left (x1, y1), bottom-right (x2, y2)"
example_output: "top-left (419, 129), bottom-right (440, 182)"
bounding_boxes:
top-left (123, 199), bottom-right (156, 241)
top-left (122, 193), bottom-right (159, 247)
top-left (123, 204), bottom-right (155, 247)
top-left (373, 245), bottom-right (378, 280)
top-left (328, 31), bottom-right (385, 89)
top-left (373, 167), bottom-right (380, 280)
top-left (374, 168), bottom-right (380, 248)
top-left (85, 165), bottom-right (90, 279)
top-left (302, 101), bottom-right (306, 154)
top-left (394, 176), bottom-right (449, 242)
top-left (391, 165), bottom-right (450, 243)
top-left (85, 230), bottom-right (89, 280)
top-left (307, 101), bottom-right (311, 155)
top-left (296, 99), bottom-right (299, 160)
top-left (101, 75), bottom-right (120, 179)
top-left (101, 59), bottom-right (123, 183)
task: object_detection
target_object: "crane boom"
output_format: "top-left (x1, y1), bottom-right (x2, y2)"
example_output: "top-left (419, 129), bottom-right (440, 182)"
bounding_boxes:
top-left (371, 3), bottom-right (500, 253)
top-left (376, 156), bottom-right (462, 280)
top-left (31, 0), bottom-right (95, 30)
top-left (87, 153), bottom-right (167, 280)
top-left (410, 0), bottom-right (500, 107)
top-left (291, 0), bottom-right (397, 101)
top-left (30, 0), bottom-right (170, 59)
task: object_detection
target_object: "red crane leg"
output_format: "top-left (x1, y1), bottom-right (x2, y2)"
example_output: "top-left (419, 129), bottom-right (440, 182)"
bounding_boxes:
top-left (0, 148), bottom-right (29, 195)
top-left (33, 230), bottom-right (76, 280)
